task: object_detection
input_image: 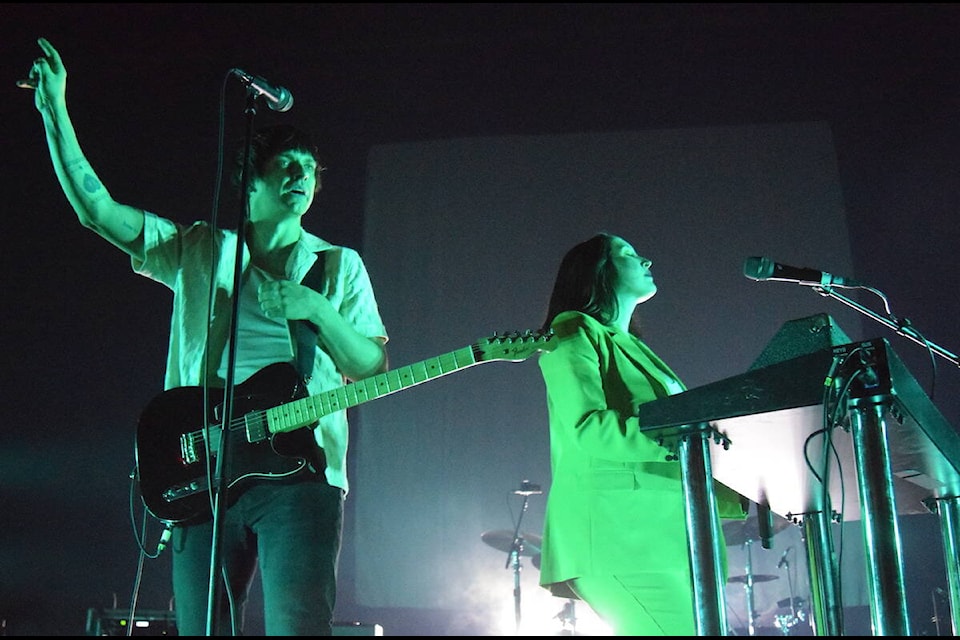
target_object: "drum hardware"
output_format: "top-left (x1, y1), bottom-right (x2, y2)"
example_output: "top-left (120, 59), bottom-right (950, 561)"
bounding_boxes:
top-left (480, 480), bottom-right (543, 633)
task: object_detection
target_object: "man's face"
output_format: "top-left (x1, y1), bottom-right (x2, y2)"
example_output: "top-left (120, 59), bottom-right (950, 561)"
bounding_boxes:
top-left (249, 149), bottom-right (319, 221)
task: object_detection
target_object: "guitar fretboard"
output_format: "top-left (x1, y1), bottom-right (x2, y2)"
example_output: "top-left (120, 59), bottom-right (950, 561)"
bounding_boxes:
top-left (266, 344), bottom-right (478, 433)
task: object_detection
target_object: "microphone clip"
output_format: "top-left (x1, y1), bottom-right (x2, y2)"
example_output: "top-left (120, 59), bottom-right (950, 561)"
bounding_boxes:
top-left (229, 68), bottom-right (294, 113)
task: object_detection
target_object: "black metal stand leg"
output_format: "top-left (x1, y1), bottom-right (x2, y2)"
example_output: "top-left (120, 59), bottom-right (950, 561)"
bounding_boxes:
top-left (677, 424), bottom-right (728, 635)
top-left (848, 399), bottom-right (910, 635)
top-left (929, 496), bottom-right (960, 636)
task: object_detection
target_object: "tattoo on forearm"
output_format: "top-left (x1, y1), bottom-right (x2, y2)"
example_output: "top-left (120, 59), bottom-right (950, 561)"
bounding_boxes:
top-left (65, 157), bottom-right (106, 200)
top-left (82, 173), bottom-right (103, 195)
top-left (64, 157), bottom-right (90, 174)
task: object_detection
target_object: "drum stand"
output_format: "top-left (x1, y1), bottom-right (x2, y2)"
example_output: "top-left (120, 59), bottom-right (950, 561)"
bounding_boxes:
top-left (773, 551), bottom-right (806, 635)
top-left (742, 539), bottom-right (760, 636)
top-left (481, 481), bottom-right (543, 634)
top-left (554, 599), bottom-right (577, 635)
top-left (733, 538), bottom-right (783, 635)
top-left (506, 493), bottom-right (533, 633)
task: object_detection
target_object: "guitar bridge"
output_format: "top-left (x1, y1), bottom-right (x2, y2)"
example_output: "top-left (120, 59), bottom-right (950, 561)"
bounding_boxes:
top-left (180, 429), bottom-right (217, 465)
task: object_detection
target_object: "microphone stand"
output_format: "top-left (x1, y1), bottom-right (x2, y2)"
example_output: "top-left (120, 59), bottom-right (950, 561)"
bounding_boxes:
top-left (813, 285), bottom-right (959, 367)
top-left (811, 283), bottom-right (951, 635)
top-left (506, 493), bottom-right (532, 634)
top-left (205, 89), bottom-right (262, 635)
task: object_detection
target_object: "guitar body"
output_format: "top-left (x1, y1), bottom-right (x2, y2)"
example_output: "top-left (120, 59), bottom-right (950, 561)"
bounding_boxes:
top-left (136, 363), bottom-right (317, 525)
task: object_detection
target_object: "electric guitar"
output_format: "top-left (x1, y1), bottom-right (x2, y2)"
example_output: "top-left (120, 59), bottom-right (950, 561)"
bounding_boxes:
top-left (135, 330), bottom-right (555, 524)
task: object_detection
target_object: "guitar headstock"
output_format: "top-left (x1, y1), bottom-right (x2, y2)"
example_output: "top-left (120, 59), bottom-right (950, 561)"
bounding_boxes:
top-left (474, 329), bottom-right (557, 363)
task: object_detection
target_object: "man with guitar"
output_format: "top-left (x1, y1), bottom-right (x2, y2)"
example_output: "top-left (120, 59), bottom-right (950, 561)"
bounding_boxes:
top-left (25, 38), bottom-right (388, 635)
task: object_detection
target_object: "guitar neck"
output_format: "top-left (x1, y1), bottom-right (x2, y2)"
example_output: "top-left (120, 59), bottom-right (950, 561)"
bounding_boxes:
top-left (266, 344), bottom-right (478, 434)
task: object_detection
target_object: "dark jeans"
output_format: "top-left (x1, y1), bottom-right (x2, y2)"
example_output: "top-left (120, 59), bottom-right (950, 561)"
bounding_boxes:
top-left (171, 476), bottom-right (344, 635)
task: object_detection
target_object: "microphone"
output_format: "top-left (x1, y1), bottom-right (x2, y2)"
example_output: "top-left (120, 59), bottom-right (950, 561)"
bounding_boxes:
top-left (743, 256), bottom-right (863, 288)
top-left (230, 68), bottom-right (294, 112)
top-left (777, 547), bottom-right (791, 569)
top-left (514, 480), bottom-right (543, 496)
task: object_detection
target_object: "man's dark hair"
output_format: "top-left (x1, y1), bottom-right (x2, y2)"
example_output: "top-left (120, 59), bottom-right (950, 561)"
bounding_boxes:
top-left (232, 124), bottom-right (326, 194)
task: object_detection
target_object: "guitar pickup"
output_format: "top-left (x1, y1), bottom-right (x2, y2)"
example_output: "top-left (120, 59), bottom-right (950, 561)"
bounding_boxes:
top-left (245, 413), bottom-right (269, 443)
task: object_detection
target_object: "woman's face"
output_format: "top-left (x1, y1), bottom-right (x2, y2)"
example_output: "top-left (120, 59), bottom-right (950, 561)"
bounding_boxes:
top-left (609, 236), bottom-right (657, 303)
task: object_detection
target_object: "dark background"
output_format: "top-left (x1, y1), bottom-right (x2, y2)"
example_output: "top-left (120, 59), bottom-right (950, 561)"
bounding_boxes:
top-left (2, 3), bottom-right (960, 636)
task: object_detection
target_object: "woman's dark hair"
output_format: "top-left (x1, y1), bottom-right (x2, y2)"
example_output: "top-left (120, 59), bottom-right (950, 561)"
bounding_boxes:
top-left (232, 124), bottom-right (326, 194)
top-left (541, 232), bottom-right (644, 337)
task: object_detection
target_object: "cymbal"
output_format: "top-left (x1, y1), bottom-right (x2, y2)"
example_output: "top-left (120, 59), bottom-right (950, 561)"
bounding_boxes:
top-left (481, 529), bottom-right (542, 556)
top-left (728, 573), bottom-right (779, 584)
top-left (722, 512), bottom-right (792, 547)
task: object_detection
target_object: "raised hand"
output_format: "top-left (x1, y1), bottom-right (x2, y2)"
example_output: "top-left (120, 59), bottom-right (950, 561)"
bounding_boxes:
top-left (19, 37), bottom-right (67, 113)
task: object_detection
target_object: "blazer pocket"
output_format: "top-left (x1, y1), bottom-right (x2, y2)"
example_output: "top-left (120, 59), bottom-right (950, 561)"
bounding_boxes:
top-left (577, 469), bottom-right (637, 491)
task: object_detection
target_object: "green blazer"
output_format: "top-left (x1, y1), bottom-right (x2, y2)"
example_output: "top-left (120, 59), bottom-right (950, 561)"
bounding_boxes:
top-left (537, 311), bottom-right (744, 597)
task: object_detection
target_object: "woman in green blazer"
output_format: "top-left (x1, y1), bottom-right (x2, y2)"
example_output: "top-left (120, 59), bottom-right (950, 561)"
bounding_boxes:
top-left (537, 233), bottom-right (746, 635)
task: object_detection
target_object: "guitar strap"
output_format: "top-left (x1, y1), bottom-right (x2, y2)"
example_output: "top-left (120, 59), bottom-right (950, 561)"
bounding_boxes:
top-left (291, 249), bottom-right (330, 382)
top-left (284, 249), bottom-right (333, 476)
